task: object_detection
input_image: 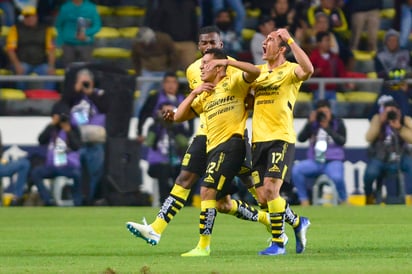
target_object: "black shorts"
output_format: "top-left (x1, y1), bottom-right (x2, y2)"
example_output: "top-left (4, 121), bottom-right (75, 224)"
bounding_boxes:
top-left (181, 135), bottom-right (207, 177)
top-left (238, 128), bottom-right (252, 177)
top-left (251, 140), bottom-right (295, 188)
top-left (201, 135), bottom-right (246, 195)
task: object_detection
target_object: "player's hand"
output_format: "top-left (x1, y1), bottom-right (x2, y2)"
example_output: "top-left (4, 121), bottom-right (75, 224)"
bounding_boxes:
top-left (192, 82), bottom-right (215, 95)
top-left (274, 28), bottom-right (291, 43)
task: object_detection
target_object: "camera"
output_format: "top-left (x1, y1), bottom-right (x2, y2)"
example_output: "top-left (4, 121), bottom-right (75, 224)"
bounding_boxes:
top-left (387, 110), bottom-right (398, 121)
top-left (82, 81), bottom-right (91, 88)
top-left (316, 111), bottom-right (326, 122)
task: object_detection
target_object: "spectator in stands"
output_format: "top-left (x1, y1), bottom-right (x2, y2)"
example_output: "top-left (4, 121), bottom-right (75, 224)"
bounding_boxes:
top-left (375, 29), bottom-right (412, 79)
top-left (364, 100), bottom-right (412, 205)
top-left (0, 129), bottom-right (31, 206)
top-left (6, 6), bottom-right (56, 90)
top-left (214, 9), bottom-right (243, 59)
top-left (370, 72), bottom-right (412, 118)
top-left (136, 72), bottom-right (191, 144)
top-left (307, 0), bottom-right (349, 39)
top-left (70, 68), bottom-right (108, 205)
top-left (345, 0), bottom-right (382, 52)
top-left (144, 0), bottom-right (198, 71)
top-left (291, 99), bottom-right (347, 206)
top-left (250, 15), bottom-right (275, 65)
top-left (211, 0), bottom-right (246, 36)
top-left (36, 0), bottom-right (63, 25)
top-left (131, 27), bottom-right (179, 117)
top-left (55, 0), bottom-right (101, 67)
top-left (301, 12), bottom-right (354, 71)
top-left (270, 0), bottom-right (306, 42)
top-left (145, 103), bottom-right (191, 204)
top-left (31, 101), bottom-right (83, 206)
top-left (309, 31), bottom-right (354, 102)
top-left (400, 0), bottom-right (412, 49)
top-left (137, 72), bottom-right (191, 204)
top-left (0, 0), bottom-right (15, 26)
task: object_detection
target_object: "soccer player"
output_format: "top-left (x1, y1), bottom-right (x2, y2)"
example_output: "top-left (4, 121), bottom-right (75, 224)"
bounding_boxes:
top-left (251, 28), bottom-right (314, 255)
top-left (126, 26), bottom-right (272, 247)
top-left (174, 48), bottom-right (260, 256)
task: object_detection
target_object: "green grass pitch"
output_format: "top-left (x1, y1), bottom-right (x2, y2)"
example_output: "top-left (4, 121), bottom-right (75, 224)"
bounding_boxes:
top-left (1, 205), bottom-right (411, 274)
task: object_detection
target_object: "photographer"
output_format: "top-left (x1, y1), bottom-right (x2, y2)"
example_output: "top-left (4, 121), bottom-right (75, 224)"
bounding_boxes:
top-left (70, 69), bottom-right (108, 205)
top-left (291, 99), bottom-right (347, 205)
top-left (31, 101), bottom-right (83, 206)
top-left (364, 100), bottom-right (412, 204)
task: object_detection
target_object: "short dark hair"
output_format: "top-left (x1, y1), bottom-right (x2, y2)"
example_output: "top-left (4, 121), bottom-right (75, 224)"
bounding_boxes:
top-left (204, 48), bottom-right (228, 59)
top-left (315, 99), bottom-right (331, 109)
top-left (199, 25), bottom-right (221, 36)
top-left (383, 100), bottom-right (400, 109)
top-left (163, 71), bottom-right (177, 81)
top-left (316, 31), bottom-right (330, 43)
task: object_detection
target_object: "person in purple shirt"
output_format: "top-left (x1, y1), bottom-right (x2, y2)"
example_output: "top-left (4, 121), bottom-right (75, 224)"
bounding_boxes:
top-left (31, 100), bottom-right (83, 206)
top-left (70, 68), bottom-right (108, 205)
top-left (291, 99), bottom-right (347, 206)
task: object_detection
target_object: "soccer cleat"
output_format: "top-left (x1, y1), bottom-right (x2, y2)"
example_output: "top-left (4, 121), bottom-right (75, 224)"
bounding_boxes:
top-left (294, 216), bottom-right (311, 254)
top-left (126, 218), bottom-right (161, 246)
top-left (258, 242), bottom-right (286, 256)
top-left (181, 246), bottom-right (211, 257)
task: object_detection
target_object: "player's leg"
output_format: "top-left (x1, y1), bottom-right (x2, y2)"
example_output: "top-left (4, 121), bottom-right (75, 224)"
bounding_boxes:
top-left (126, 136), bottom-right (207, 245)
top-left (254, 141), bottom-right (310, 255)
top-left (182, 136), bottom-right (245, 256)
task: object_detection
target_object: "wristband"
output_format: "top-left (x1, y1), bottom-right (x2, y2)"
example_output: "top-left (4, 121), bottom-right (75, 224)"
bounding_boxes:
top-left (287, 38), bottom-right (295, 45)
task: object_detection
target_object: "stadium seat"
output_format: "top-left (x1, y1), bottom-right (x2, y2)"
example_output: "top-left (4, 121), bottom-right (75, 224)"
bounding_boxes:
top-left (113, 6), bottom-right (145, 27)
top-left (92, 47), bottom-right (131, 59)
top-left (118, 27), bottom-right (139, 38)
top-left (353, 50), bottom-right (376, 74)
top-left (242, 28), bottom-right (256, 42)
top-left (0, 88), bottom-right (26, 100)
top-left (0, 69), bottom-right (12, 75)
top-left (297, 91), bottom-right (313, 102)
top-left (92, 47), bottom-right (132, 69)
top-left (96, 5), bottom-right (114, 16)
top-left (94, 27), bottom-right (121, 47)
top-left (25, 89), bottom-right (61, 100)
top-left (117, 27), bottom-right (139, 48)
top-left (345, 91), bottom-right (378, 103)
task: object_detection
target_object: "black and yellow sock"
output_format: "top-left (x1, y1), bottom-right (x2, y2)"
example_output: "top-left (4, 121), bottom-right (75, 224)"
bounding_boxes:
top-left (285, 202), bottom-right (300, 228)
top-left (268, 197), bottom-right (286, 247)
top-left (228, 199), bottom-right (267, 223)
top-left (152, 184), bottom-right (190, 234)
top-left (198, 200), bottom-right (217, 249)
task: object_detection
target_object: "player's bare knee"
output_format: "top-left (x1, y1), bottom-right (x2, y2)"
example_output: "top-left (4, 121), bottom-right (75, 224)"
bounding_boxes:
top-left (175, 170), bottom-right (198, 189)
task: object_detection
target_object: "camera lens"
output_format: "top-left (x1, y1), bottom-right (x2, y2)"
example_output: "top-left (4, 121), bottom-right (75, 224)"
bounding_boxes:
top-left (82, 81), bottom-right (90, 88)
top-left (316, 111), bottom-right (326, 122)
top-left (387, 110), bottom-right (397, 120)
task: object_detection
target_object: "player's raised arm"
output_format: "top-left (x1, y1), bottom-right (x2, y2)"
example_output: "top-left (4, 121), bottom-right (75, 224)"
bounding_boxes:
top-left (275, 28), bottom-right (314, 81)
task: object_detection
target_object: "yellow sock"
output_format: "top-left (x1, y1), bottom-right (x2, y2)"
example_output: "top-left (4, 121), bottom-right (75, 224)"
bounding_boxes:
top-left (268, 196), bottom-right (286, 213)
top-left (267, 196), bottom-right (286, 244)
top-left (197, 200), bottom-right (216, 249)
top-left (228, 200), bottom-right (238, 215)
top-left (152, 184), bottom-right (190, 234)
top-left (258, 211), bottom-right (269, 226)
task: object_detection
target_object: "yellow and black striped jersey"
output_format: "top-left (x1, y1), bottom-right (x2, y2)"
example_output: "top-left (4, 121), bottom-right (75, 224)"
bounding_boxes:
top-left (251, 61), bottom-right (302, 144)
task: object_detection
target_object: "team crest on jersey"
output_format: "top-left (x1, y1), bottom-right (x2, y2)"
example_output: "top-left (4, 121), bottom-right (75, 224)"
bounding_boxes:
top-left (277, 71), bottom-right (284, 80)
